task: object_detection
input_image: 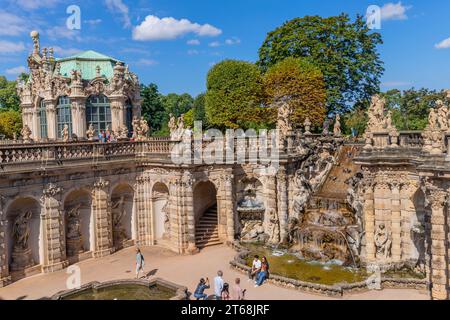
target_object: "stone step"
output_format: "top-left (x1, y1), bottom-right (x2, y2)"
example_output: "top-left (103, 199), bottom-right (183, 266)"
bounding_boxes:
top-left (197, 240), bottom-right (223, 248)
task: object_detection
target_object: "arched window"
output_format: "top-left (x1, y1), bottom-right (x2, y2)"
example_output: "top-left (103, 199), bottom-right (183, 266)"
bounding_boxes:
top-left (86, 95), bottom-right (111, 132)
top-left (126, 101), bottom-right (133, 137)
top-left (38, 99), bottom-right (48, 139)
top-left (56, 96), bottom-right (72, 138)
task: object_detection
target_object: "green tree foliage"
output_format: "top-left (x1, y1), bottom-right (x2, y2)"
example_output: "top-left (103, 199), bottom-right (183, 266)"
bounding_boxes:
top-left (161, 93), bottom-right (194, 117)
top-left (0, 109), bottom-right (22, 138)
top-left (205, 60), bottom-right (265, 130)
top-left (258, 14), bottom-right (384, 114)
top-left (381, 89), bottom-right (447, 131)
top-left (140, 83), bottom-right (165, 133)
top-left (263, 57), bottom-right (326, 127)
top-left (342, 88), bottom-right (447, 136)
top-left (0, 76), bottom-right (21, 111)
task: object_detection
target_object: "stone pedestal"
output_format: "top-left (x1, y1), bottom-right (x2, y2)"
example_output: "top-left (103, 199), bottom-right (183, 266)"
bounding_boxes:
top-left (10, 247), bottom-right (34, 272)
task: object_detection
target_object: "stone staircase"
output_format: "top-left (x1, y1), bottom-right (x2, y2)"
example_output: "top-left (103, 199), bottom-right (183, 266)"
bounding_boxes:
top-left (195, 205), bottom-right (222, 249)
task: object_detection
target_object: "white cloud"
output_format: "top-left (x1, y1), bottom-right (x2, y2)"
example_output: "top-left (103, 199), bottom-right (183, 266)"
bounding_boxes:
top-left (0, 40), bottom-right (26, 54)
top-left (5, 66), bottom-right (27, 76)
top-left (12, 0), bottom-right (59, 10)
top-left (209, 41), bottom-right (221, 48)
top-left (84, 19), bottom-right (102, 26)
top-left (52, 46), bottom-right (83, 57)
top-left (0, 11), bottom-right (27, 36)
top-left (225, 37), bottom-right (241, 45)
top-left (187, 39), bottom-right (200, 45)
top-left (132, 15), bottom-right (222, 41)
top-left (136, 58), bottom-right (158, 66)
top-left (435, 37), bottom-right (450, 49)
top-left (381, 2), bottom-right (411, 21)
top-left (105, 0), bottom-right (131, 28)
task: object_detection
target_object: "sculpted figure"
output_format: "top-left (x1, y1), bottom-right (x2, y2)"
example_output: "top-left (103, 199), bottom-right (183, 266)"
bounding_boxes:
top-left (86, 123), bottom-right (95, 141)
top-left (13, 211), bottom-right (33, 250)
top-left (66, 204), bottom-right (82, 240)
top-left (322, 118), bottom-right (331, 135)
top-left (132, 116), bottom-right (140, 139)
top-left (112, 196), bottom-right (126, 230)
top-left (436, 100), bottom-right (448, 131)
top-left (333, 114), bottom-right (342, 136)
top-left (292, 169), bottom-right (312, 219)
top-left (62, 124), bottom-right (70, 142)
top-left (21, 125), bottom-right (32, 143)
top-left (428, 108), bottom-right (438, 130)
top-left (168, 113), bottom-right (177, 140)
top-left (375, 224), bottom-right (392, 260)
top-left (266, 209), bottom-right (281, 244)
top-left (277, 100), bottom-right (293, 137)
top-left (162, 201), bottom-right (171, 237)
top-left (303, 117), bottom-right (312, 134)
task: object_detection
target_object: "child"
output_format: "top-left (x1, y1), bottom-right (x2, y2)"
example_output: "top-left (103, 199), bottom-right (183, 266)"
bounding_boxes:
top-left (221, 283), bottom-right (230, 300)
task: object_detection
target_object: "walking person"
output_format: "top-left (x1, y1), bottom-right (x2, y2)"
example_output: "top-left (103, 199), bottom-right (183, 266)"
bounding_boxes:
top-left (193, 278), bottom-right (210, 300)
top-left (255, 256), bottom-right (269, 287)
top-left (221, 283), bottom-right (230, 300)
top-left (214, 270), bottom-right (224, 300)
top-left (248, 255), bottom-right (261, 281)
top-left (135, 248), bottom-right (145, 279)
top-left (231, 278), bottom-right (246, 300)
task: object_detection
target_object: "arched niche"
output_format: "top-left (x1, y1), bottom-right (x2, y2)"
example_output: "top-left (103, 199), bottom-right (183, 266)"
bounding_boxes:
top-left (152, 182), bottom-right (170, 242)
top-left (111, 183), bottom-right (135, 250)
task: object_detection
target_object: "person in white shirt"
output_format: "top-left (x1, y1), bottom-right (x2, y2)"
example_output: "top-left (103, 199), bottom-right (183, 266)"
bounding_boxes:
top-left (248, 255), bottom-right (262, 281)
top-left (214, 270), bottom-right (224, 300)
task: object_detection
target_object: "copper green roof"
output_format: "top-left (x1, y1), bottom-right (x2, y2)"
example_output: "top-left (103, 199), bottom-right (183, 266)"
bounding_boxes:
top-left (56, 50), bottom-right (122, 80)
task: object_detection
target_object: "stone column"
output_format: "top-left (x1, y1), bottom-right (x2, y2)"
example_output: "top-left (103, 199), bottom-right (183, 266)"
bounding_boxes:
top-left (109, 96), bottom-right (126, 134)
top-left (390, 182), bottom-right (402, 262)
top-left (92, 178), bottom-right (113, 258)
top-left (223, 172), bottom-right (235, 243)
top-left (400, 183), bottom-right (415, 260)
top-left (183, 172), bottom-right (198, 254)
top-left (71, 97), bottom-right (86, 139)
top-left (277, 168), bottom-right (289, 242)
top-left (364, 184), bottom-right (376, 261)
top-left (41, 184), bottom-right (68, 273)
top-left (428, 188), bottom-right (448, 300)
top-left (134, 176), bottom-right (153, 246)
top-left (45, 100), bottom-right (57, 140)
top-left (32, 109), bottom-right (40, 141)
top-left (0, 197), bottom-right (10, 287)
top-left (168, 178), bottom-right (183, 253)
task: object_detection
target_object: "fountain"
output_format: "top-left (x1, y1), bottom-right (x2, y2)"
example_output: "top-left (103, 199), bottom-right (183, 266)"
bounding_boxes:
top-left (237, 185), bottom-right (267, 242)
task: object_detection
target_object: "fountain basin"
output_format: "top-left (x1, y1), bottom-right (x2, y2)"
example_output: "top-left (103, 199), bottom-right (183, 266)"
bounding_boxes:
top-left (51, 278), bottom-right (188, 300)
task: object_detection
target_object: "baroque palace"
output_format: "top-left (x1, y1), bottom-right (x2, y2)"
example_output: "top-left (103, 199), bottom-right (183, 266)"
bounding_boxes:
top-left (0, 31), bottom-right (449, 301)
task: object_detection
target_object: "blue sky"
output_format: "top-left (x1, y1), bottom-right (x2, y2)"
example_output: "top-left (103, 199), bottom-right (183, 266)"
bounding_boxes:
top-left (1, 0), bottom-right (450, 97)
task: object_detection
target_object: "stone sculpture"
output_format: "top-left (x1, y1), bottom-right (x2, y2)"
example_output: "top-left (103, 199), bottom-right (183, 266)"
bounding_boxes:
top-left (62, 124), bottom-right (70, 142)
top-left (291, 169), bottom-right (312, 219)
top-left (303, 117), bottom-right (312, 134)
top-left (277, 99), bottom-right (293, 138)
top-left (112, 196), bottom-right (127, 247)
top-left (132, 117), bottom-right (150, 141)
top-left (168, 114), bottom-right (177, 140)
top-left (375, 224), bottom-right (392, 260)
top-left (333, 114), bottom-right (342, 136)
top-left (162, 201), bottom-right (171, 239)
top-left (266, 209), bottom-right (280, 245)
top-left (21, 125), bottom-right (32, 143)
top-left (86, 123), bottom-right (96, 141)
top-left (322, 118), bottom-right (331, 136)
top-left (66, 204), bottom-right (84, 257)
top-left (11, 210), bottom-right (34, 271)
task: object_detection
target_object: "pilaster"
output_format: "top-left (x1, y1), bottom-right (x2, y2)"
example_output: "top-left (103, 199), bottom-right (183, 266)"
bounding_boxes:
top-left (92, 178), bottom-right (113, 257)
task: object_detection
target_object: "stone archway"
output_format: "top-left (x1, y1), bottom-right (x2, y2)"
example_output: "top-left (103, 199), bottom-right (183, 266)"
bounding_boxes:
top-left (111, 183), bottom-right (135, 251)
top-left (63, 189), bottom-right (93, 261)
top-left (193, 181), bottom-right (220, 249)
top-left (152, 182), bottom-right (170, 243)
top-left (5, 197), bottom-right (42, 278)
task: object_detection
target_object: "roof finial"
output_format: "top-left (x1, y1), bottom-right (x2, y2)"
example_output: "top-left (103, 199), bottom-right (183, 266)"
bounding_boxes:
top-left (96, 65), bottom-right (101, 77)
top-left (30, 30), bottom-right (40, 55)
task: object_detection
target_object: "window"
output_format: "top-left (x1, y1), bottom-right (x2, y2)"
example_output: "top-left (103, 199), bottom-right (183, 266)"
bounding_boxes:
top-left (126, 101), bottom-right (133, 137)
top-left (39, 99), bottom-right (47, 139)
top-left (56, 96), bottom-right (72, 138)
top-left (86, 95), bottom-right (111, 132)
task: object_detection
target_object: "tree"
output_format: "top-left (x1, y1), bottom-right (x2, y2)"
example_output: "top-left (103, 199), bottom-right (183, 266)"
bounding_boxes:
top-left (205, 60), bottom-right (265, 130)
top-left (140, 83), bottom-right (165, 134)
top-left (263, 57), bottom-right (326, 127)
top-left (161, 93), bottom-right (194, 117)
top-left (258, 14), bottom-right (384, 114)
top-left (382, 88), bottom-right (447, 131)
top-left (0, 109), bottom-right (22, 138)
top-left (0, 76), bottom-right (20, 111)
